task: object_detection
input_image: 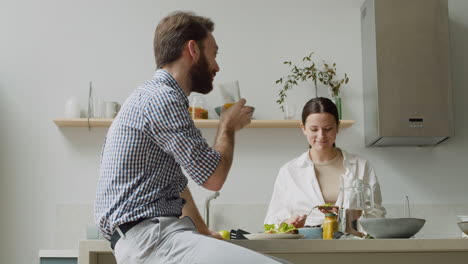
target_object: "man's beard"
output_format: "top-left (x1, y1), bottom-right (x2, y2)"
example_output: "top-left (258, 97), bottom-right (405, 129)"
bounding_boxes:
top-left (190, 52), bottom-right (213, 94)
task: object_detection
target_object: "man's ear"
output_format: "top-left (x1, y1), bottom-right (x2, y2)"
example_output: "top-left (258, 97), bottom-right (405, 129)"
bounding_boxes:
top-left (187, 40), bottom-right (200, 61)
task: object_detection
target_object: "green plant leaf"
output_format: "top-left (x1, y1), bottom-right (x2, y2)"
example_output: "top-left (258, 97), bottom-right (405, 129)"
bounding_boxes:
top-left (275, 52), bottom-right (349, 111)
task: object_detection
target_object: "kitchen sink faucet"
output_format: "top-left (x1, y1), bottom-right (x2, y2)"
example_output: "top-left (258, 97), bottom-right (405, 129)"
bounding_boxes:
top-left (204, 191), bottom-right (220, 229)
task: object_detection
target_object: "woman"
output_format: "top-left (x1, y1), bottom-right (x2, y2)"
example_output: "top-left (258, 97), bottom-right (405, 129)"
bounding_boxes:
top-left (264, 97), bottom-right (386, 236)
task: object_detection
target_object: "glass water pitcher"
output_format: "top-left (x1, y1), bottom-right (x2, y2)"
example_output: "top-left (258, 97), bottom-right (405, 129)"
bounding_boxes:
top-left (337, 179), bottom-right (375, 235)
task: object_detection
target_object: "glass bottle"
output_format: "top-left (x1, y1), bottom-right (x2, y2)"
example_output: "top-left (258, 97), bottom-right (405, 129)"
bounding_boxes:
top-left (88, 82), bottom-right (94, 118)
top-left (189, 95), bottom-right (208, 119)
top-left (322, 213), bottom-right (338, 240)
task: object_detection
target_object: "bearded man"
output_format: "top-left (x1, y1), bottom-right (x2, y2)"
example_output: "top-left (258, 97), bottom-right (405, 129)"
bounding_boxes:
top-left (94, 11), bottom-right (289, 264)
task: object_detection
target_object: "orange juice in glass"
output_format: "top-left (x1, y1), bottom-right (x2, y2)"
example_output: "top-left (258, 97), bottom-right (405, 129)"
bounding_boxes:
top-left (223, 102), bottom-right (235, 109)
top-left (219, 80), bottom-right (240, 109)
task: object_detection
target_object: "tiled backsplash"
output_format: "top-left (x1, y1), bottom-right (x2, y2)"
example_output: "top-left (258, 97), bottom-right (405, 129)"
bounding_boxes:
top-left (54, 203), bottom-right (468, 248)
top-left (56, 204), bottom-right (95, 248)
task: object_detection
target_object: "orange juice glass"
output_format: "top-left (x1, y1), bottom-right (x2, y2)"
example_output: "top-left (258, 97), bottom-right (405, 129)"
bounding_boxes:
top-left (223, 102), bottom-right (235, 109)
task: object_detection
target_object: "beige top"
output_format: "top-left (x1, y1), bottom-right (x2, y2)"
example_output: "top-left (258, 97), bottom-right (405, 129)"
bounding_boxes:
top-left (313, 151), bottom-right (345, 204)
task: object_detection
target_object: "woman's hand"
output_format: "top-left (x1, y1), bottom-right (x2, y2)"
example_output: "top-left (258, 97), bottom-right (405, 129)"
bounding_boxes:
top-left (347, 228), bottom-right (366, 238)
top-left (345, 209), bottom-right (366, 238)
top-left (319, 207), bottom-right (339, 215)
top-left (284, 214), bottom-right (307, 228)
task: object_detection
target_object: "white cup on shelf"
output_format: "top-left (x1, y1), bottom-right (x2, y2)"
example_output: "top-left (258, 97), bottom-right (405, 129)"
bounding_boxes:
top-left (65, 97), bottom-right (81, 118)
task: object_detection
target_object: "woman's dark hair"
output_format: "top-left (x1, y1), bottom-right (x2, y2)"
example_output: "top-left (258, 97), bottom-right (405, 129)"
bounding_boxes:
top-left (301, 97), bottom-right (340, 126)
top-left (154, 11), bottom-right (214, 68)
top-left (302, 97), bottom-right (340, 148)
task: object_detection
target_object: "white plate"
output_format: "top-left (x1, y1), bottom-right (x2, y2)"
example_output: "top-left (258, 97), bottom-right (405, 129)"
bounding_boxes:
top-left (244, 233), bottom-right (304, 240)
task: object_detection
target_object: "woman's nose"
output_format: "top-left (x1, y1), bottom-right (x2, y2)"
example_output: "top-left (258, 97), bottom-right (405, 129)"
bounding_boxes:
top-left (317, 130), bottom-right (325, 137)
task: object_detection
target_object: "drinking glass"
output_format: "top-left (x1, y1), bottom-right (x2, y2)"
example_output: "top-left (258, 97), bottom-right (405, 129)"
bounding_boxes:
top-left (189, 95), bottom-right (208, 119)
top-left (219, 80), bottom-right (240, 109)
top-left (283, 103), bottom-right (296, 120)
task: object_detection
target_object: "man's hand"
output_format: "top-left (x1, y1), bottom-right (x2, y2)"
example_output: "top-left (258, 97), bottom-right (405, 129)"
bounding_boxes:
top-left (199, 228), bottom-right (224, 240)
top-left (219, 99), bottom-right (253, 132)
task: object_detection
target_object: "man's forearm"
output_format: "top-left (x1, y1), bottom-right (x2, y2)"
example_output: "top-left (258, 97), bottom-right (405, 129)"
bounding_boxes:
top-left (213, 124), bottom-right (234, 172)
top-left (202, 124), bottom-right (235, 191)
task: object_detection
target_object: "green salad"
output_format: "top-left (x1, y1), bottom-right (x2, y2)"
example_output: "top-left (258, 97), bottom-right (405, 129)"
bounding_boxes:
top-left (264, 223), bottom-right (297, 234)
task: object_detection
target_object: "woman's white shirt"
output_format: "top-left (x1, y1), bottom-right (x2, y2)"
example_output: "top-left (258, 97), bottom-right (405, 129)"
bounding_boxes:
top-left (264, 149), bottom-right (386, 226)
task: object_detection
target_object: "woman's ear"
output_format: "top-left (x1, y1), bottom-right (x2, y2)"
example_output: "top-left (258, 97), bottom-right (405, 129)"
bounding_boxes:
top-left (300, 123), bottom-right (307, 136)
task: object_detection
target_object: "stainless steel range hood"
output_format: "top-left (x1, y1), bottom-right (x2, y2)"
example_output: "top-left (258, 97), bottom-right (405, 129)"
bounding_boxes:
top-left (360, 0), bottom-right (454, 146)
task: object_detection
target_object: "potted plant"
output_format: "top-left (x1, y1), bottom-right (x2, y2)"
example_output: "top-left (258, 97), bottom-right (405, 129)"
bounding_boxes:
top-left (317, 62), bottom-right (349, 119)
top-left (275, 52), bottom-right (349, 119)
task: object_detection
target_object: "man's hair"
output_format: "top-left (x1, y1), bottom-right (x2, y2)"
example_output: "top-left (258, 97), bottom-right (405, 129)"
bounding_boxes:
top-left (154, 11), bottom-right (214, 68)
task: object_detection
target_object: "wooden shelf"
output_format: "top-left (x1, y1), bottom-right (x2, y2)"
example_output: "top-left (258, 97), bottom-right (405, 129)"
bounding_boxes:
top-left (53, 118), bottom-right (114, 127)
top-left (53, 118), bottom-right (355, 129)
top-left (195, 119), bottom-right (355, 128)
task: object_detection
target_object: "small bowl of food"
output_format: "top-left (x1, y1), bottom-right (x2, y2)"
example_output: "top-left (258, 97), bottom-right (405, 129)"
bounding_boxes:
top-left (298, 227), bottom-right (323, 239)
top-left (214, 106), bottom-right (223, 117)
top-left (457, 221), bottom-right (468, 236)
top-left (214, 105), bottom-right (255, 117)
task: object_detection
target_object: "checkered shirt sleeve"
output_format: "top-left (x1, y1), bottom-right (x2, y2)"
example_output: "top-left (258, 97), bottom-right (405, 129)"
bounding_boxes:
top-left (144, 86), bottom-right (221, 185)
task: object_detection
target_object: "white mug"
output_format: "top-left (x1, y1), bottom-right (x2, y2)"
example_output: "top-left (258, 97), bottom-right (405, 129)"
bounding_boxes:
top-left (104, 101), bottom-right (120, 118)
top-left (65, 97), bottom-right (81, 118)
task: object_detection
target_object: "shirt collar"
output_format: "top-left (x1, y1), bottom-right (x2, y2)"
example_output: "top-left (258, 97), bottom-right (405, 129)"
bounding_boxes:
top-left (341, 149), bottom-right (358, 165)
top-left (297, 148), bottom-right (358, 168)
top-left (153, 69), bottom-right (189, 106)
top-left (298, 151), bottom-right (312, 168)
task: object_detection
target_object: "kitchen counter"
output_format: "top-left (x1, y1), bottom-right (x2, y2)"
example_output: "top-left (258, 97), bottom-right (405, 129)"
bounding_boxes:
top-left (230, 237), bottom-right (468, 252)
top-left (79, 238), bottom-right (468, 264)
top-left (230, 238), bottom-right (468, 264)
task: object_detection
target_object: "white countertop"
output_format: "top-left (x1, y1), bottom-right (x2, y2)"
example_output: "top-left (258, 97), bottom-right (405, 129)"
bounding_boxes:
top-left (229, 238), bottom-right (468, 253)
top-left (39, 249), bottom-right (78, 258)
top-left (79, 238), bottom-right (468, 254)
top-left (78, 238), bottom-right (468, 264)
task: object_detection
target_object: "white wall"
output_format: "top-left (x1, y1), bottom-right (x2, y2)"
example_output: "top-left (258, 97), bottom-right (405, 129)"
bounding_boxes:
top-left (1, 0), bottom-right (468, 263)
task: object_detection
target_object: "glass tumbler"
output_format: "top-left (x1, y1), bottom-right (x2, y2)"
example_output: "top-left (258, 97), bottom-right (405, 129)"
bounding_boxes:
top-left (189, 95), bottom-right (208, 119)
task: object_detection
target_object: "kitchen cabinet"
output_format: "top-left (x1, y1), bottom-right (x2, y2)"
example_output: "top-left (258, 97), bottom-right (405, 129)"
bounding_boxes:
top-left (78, 238), bottom-right (468, 264)
top-left (39, 250), bottom-right (78, 264)
top-left (52, 118), bottom-right (355, 129)
top-left (78, 241), bottom-right (114, 264)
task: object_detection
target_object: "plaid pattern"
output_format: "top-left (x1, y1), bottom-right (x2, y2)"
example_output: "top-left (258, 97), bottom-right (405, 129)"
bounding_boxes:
top-left (94, 70), bottom-right (221, 240)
